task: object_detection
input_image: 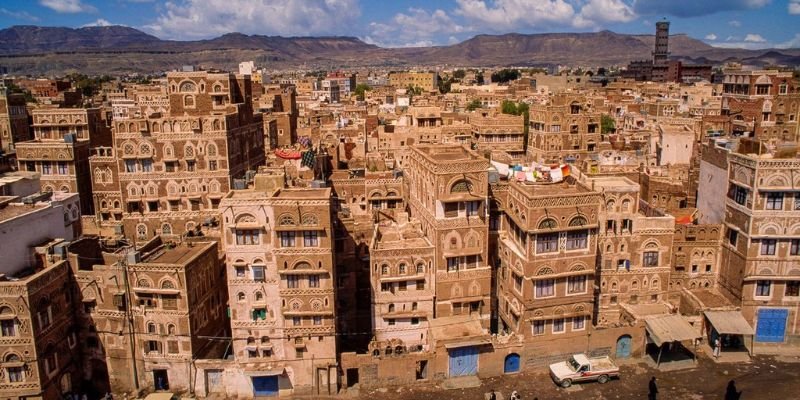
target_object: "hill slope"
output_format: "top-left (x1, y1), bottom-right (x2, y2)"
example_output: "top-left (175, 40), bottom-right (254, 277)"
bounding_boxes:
top-left (0, 25), bottom-right (797, 75)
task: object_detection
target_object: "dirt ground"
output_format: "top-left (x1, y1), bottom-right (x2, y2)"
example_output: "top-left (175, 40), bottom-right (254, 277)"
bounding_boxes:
top-left (354, 354), bottom-right (800, 400)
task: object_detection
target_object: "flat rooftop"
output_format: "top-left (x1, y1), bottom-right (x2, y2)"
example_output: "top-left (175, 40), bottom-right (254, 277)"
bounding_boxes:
top-left (414, 144), bottom-right (481, 163)
top-left (375, 222), bottom-right (432, 250)
top-left (142, 242), bottom-right (210, 264)
top-left (0, 202), bottom-right (48, 223)
top-left (513, 179), bottom-right (591, 197)
top-left (227, 187), bottom-right (330, 200)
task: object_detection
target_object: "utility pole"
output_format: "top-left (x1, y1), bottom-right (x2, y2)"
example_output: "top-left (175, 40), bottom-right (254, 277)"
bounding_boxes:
top-left (119, 245), bottom-right (140, 392)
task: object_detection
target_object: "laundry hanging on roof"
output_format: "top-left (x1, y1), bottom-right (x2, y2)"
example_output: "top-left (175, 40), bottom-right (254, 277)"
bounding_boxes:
top-left (301, 147), bottom-right (317, 168)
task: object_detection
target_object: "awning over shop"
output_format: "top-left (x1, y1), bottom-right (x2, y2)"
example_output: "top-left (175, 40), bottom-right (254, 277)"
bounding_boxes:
top-left (645, 314), bottom-right (701, 346)
top-left (704, 311), bottom-right (754, 335)
top-left (444, 339), bottom-right (491, 349)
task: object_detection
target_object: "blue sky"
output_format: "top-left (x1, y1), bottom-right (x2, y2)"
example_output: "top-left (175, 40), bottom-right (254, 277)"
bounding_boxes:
top-left (1, 0), bottom-right (799, 49)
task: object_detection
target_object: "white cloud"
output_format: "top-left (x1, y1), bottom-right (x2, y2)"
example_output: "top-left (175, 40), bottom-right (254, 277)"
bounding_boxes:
top-left (82, 18), bottom-right (117, 27)
top-left (705, 33), bottom-right (717, 40)
top-left (744, 33), bottom-right (767, 43)
top-left (776, 33), bottom-right (800, 49)
top-left (144, 0), bottom-right (361, 40)
top-left (365, 7), bottom-right (468, 47)
top-left (790, 0), bottom-right (800, 14)
top-left (728, 20), bottom-right (742, 27)
top-left (39, 0), bottom-right (96, 13)
top-left (573, 0), bottom-right (636, 28)
top-left (0, 8), bottom-right (40, 21)
top-left (453, 0), bottom-right (576, 31)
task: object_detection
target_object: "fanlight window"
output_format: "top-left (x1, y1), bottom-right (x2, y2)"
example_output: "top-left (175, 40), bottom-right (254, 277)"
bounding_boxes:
top-left (569, 216), bottom-right (587, 226)
top-left (179, 81), bottom-right (196, 92)
top-left (301, 214), bottom-right (318, 225)
top-left (450, 180), bottom-right (473, 193)
top-left (539, 218), bottom-right (557, 229)
top-left (279, 215), bottom-right (295, 226)
top-left (161, 280), bottom-right (176, 289)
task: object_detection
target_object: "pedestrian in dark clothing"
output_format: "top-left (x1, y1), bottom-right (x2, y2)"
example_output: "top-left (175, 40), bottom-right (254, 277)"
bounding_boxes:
top-left (725, 380), bottom-right (742, 400)
top-left (648, 376), bottom-right (658, 400)
top-left (488, 389), bottom-right (496, 400)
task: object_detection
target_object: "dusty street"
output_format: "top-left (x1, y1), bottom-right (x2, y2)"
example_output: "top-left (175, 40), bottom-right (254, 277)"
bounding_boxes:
top-left (354, 355), bottom-right (800, 400)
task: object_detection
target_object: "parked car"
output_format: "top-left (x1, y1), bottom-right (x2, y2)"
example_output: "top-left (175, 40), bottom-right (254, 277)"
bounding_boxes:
top-left (548, 353), bottom-right (620, 388)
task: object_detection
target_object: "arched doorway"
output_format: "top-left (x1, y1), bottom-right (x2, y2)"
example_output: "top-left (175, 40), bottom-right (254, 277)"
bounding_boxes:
top-left (504, 353), bottom-right (521, 374)
top-left (616, 335), bottom-right (632, 358)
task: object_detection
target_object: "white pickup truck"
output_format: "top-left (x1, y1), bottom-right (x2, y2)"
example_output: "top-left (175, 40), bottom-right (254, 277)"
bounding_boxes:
top-left (549, 353), bottom-right (620, 388)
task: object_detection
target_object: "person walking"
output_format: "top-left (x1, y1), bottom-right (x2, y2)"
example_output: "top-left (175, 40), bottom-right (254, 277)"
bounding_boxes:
top-left (488, 389), bottom-right (497, 400)
top-left (648, 376), bottom-right (659, 400)
top-left (714, 337), bottom-right (722, 359)
top-left (725, 380), bottom-right (742, 400)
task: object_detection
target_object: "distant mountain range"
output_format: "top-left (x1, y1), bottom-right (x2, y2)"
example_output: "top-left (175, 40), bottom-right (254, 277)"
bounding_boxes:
top-left (1, 25), bottom-right (799, 75)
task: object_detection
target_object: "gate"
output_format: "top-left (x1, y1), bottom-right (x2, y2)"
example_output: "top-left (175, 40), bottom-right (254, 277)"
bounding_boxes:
top-left (756, 308), bottom-right (788, 343)
top-left (252, 376), bottom-right (279, 397)
top-left (448, 346), bottom-right (479, 377)
top-left (616, 335), bottom-right (632, 358)
top-left (504, 353), bottom-right (520, 374)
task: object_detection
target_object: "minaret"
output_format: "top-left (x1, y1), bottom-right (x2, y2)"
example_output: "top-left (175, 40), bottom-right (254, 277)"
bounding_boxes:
top-left (653, 19), bottom-right (670, 68)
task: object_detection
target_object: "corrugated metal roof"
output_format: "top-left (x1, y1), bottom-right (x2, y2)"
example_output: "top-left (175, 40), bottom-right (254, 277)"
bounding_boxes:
top-left (704, 310), bottom-right (754, 335)
top-left (645, 314), bottom-right (701, 346)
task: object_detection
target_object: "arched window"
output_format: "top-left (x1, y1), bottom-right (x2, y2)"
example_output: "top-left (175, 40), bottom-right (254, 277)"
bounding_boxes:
top-left (381, 264), bottom-right (389, 275)
top-left (237, 292), bottom-right (245, 302)
top-left (179, 81), bottom-right (196, 92)
top-left (388, 304), bottom-right (395, 313)
top-left (207, 144), bottom-right (217, 157)
top-left (450, 179), bottom-right (473, 193)
top-left (184, 95), bottom-right (195, 107)
top-left (161, 280), bottom-right (175, 289)
top-left (399, 263), bottom-right (406, 274)
top-left (412, 302), bottom-right (418, 311)
top-left (162, 224), bottom-right (172, 235)
top-left (569, 216), bottom-right (587, 226)
top-left (147, 322), bottom-right (157, 334)
top-left (167, 324), bottom-right (176, 335)
top-left (301, 214), bottom-right (318, 225)
top-left (416, 263), bottom-right (424, 274)
top-left (255, 291), bottom-right (264, 301)
top-left (538, 218), bottom-right (557, 229)
top-left (279, 215), bottom-right (295, 226)
top-left (136, 224), bottom-right (147, 240)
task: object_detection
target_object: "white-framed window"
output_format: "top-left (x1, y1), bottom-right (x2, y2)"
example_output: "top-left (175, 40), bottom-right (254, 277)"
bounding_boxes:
top-left (755, 280), bottom-right (771, 297)
top-left (513, 273), bottom-right (523, 293)
top-left (536, 233), bottom-right (559, 253)
top-left (567, 275), bottom-right (587, 294)
top-left (251, 266), bottom-right (265, 282)
top-left (572, 316), bottom-right (585, 331)
top-left (303, 230), bottom-right (319, 247)
top-left (279, 231), bottom-right (295, 247)
top-left (552, 318), bottom-right (565, 333)
top-left (761, 239), bottom-right (777, 256)
top-left (766, 192), bottom-right (784, 210)
top-left (535, 279), bottom-right (555, 298)
top-left (531, 320), bottom-right (545, 336)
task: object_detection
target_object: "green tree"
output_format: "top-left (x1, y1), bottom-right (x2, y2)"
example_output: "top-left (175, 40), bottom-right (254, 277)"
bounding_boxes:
top-left (601, 114), bottom-right (616, 134)
top-left (437, 74), bottom-right (452, 94)
top-left (476, 72), bottom-right (484, 85)
top-left (453, 69), bottom-right (466, 80)
top-left (491, 69), bottom-right (521, 83)
top-left (354, 83), bottom-right (371, 100)
top-left (501, 100), bottom-right (518, 115)
top-left (466, 99), bottom-right (483, 111)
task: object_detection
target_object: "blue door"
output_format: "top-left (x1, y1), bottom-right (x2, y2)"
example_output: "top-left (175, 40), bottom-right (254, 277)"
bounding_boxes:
top-left (449, 346), bottom-right (479, 377)
top-left (756, 308), bottom-right (788, 343)
top-left (252, 376), bottom-right (278, 397)
top-left (504, 353), bottom-right (520, 374)
top-left (616, 335), bottom-right (632, 358)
